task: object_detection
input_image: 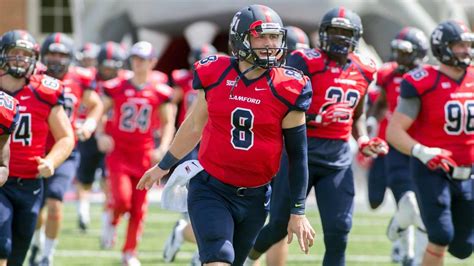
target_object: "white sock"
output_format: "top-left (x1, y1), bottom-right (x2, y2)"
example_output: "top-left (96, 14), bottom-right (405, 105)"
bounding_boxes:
top-left (32, 228), bottom-right (45, 248)
top-left (42, 237), bottom-right (58, 259)
top-left (78, 199), bottom-right (90, 223)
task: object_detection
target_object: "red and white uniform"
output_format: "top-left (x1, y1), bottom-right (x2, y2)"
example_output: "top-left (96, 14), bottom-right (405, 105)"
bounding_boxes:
top-left (193, 55), bottom-right (312, 187)
top-left (289, 48), bottom-right (376, 140)
top-left (0, 92), bottom-right (19, 136)
top-left (171, 69), bottom-right (195, 126)
top-left (102, 76), bottom-right (173, 254)
top-left (401, 65), bottom-right (474, 166)
top-left (9, 74), bottom-right (64, 178)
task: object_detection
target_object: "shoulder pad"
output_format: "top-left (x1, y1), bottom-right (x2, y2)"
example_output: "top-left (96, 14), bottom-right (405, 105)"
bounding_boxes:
top-left (376, 62), bottom-right (398, 86)
top-left (291, 48), bottom-right (326, 73)
top-left (29, 74), bottom-right (64, 106)
top-left (193, 55), bottom-right (231, 88)
top-left (271, 67), bottom-right (312, 111)
top-left (402, 65), bottom-right (438, 95)
top-left (0, 91), bottom-right (19, 135)
top-left (150, 70), bottom-right (169, 84)
top-left (154, 83), bottom-right (174, 99)
top-left (171, 69), bottom-right (192, 85)
top-left (350, 52), bottom-right (377, 77)
top-left (102, 77), bottom-right (124, 97)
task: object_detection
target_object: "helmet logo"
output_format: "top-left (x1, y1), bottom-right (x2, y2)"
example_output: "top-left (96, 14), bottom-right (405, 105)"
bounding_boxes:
top-left (230, 12), bottom-right (242, 34)
top-left (15, 39), bottom-right (34, 50)
top-left (330, 17), bottom-right (352, 29)
top-left (48, 42), bottom-right (69, 54)
top-left (431, 29), bottom-right (443, 45)
top-left (249, 20), bottom-right (263, 37)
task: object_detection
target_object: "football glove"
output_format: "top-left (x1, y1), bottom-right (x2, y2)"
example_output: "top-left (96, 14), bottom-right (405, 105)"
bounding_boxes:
top-left (308, 103), bottom-right (352, 127)
top-left (358, 136), bottom-right (389, 157)
top-left (411, 143), bottom-right (457, 172)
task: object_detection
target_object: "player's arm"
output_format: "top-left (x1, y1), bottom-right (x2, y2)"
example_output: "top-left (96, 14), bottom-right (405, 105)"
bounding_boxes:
top-left (76, 89), bottom-right (104, 141)
top-left (137, 89), bottom-right (208, 190)
top-left (366, 88), bottom-right (387, 137)
top-left (95, 95), bottom-right (114, 153)
top-left (151, 101), bottom-right (176, 164)
top-left (353, 94), bottom-right (389, 157)
top-left (0, 134), bottom-right (11, 187)
top-left (40, 105), bottom-right (75, 177)
top-left (281, 110), bottom-right (315, 254)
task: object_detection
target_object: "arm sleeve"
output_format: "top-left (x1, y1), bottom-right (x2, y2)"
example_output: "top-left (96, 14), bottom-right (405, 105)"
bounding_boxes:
top-left (395, 97), bottom-right (421, 119)
top-left (286, 53), bottom-right (311, 77)
top-left (283, 124), bottom-right (309, 215)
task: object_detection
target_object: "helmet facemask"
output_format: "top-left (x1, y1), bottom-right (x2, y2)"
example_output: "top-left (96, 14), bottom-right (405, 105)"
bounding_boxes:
top-left (446, 38), bottom-right (473, 69)
top-left (320, 21), bottom-right (359, 58)
top-left (391, 39), bottom-right (423, 72)
top-left (43, 52), bottom-right (72, 78)
top-left (2, 47), bottom-right (37, 79)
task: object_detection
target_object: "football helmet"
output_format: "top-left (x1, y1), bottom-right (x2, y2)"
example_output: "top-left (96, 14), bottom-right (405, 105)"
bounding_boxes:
top-left (41, 32), bottom-right (75, 77)
top-left (229, 4), bottom-right (286, 68)
top-left (319, 7), bottom-right (363, 57)
top-left (97, 42), bottom-right (126, 80)
top-left (391, 27), bottom-right (429, 72)
top-left (286, 26), bottom-right (310, 54)
top-left (76, 42), bottom-right (99, 67)
top-left (431, 20), bottom-right (474, 69)
top-left (0, 30), bottom-right (39, 78)
top-left (188, 43), bottom-right (217, 65)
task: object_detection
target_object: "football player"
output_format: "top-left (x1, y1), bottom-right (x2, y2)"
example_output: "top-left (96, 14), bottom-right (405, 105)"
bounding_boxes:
top-left (97, 41), bottom-right (175, 265)
top-left (137, 4), bottom-right (315, 266)
top-left (75, 42), bottom-right (99, 69)
top-left (0, 30), bottom-right (74, 266)
top-left (246, 7), bottom-right (388, 266)
top-left (387, 20), bottom-right (474, 265)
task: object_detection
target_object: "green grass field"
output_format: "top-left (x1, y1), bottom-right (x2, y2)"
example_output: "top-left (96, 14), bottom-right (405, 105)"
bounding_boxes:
top-left (49, 202), bottom-right (473, 266)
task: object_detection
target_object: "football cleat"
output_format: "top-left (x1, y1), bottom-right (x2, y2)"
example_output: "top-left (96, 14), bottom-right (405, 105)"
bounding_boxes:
top-left (163, 219), bottom-right (187, 262)
top-left (122, 252), bottom-right (141, 266)
top-left (100, 221), bottom-right (116, 249)
top-left (189, 250), bottom-right (201, 266)
top-left (29, 245), bottom-right (41, 266)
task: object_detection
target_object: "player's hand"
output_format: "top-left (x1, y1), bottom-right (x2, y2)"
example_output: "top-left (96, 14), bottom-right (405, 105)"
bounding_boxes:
top-left (411, 143), bottom-right (457, 172)
top-left (0, 167), bottom-right (8, 187)
top-left (309, 103), bottom-right (352, 127)
top-left (136, 165), bottom-right (169, 190)
top-left (76, 126), bottom-right (93, 141)
top-left (96, 134), bottom-right (114, 153)
top-left (36, 156), bottom-right (55, 178)
top-left (358, 136), bottom-right (389, 158)
top-left (287, 214), bottom-right (315, 254)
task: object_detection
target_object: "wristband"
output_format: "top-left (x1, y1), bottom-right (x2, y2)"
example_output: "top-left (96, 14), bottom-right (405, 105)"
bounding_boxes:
top-left (82, 118), bottom-right (97, 132)
top-left (157, 151), bottom-right (179, 170)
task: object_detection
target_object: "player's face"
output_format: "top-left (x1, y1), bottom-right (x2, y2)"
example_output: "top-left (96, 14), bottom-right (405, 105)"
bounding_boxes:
top-left (249, 33), bottom-right (283, 58)
top-left (98, 65), bottom-right (118, 80)
top-left (80, 57), bottom-right (97, 68)
top-left (6, 48), bottom-right (35, 70)
top-left (130, 55), bottom-right (154, 73)
top-left (450, 41), bottom-right (472, 61)
top-left (44, 52), bottom-right (70, 64)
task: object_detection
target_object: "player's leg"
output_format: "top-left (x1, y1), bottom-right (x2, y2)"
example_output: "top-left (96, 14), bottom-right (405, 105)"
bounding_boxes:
top-left (264, 239), bottom-right (288, 266)
top-left (121, 176), bottom-right (148, 265)
top-left (39, 152), bottom-right (80, 265)
top-left (245, 152), bottom-right (291, 265)
top-left (315, 165), bottom-right (354, 266)
top-left (101, 155), bottom-right (132, 249)
top-left (187, 172), bottom-right (236, 265)
top-left (367, 156), bottom-right (387, 209)
top-left (8, 179), bottom-right (43, 266)
top-left (385, 148), bottom-right (421, 264)
top-left (76, 137), bottom-right (104, 232)
top-left (0, 183), bottom-right (14, 266)
top-left (410, 159), bottom-right (453, 266)
top-left (446, 179), bottom-right (473, 259)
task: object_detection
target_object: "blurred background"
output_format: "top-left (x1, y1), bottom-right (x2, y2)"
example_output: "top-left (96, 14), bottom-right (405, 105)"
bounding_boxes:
top-left (1, 0), bottom-right (473, 75)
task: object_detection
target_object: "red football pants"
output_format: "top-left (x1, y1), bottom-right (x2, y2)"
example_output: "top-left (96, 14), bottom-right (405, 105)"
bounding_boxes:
top-left (106, 150), bottom-right (150, 253)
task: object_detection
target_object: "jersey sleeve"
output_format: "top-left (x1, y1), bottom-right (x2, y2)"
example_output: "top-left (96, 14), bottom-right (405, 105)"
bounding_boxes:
top-left (72, 66), bottom-right (96, 90)
top-left (272, 68), bottom-right (312, 112)
top-left (286, 50), bottom-right (311, 77)
top-left (350, 52), bottom-right (377, 83)
top-left (171, 69), bottom-right (191, 87)
top-left (192, 55), bottom-right (232, 91)
top-left (400, 66), bottom-right (436, 98)
top-left (0, 92), bottom-right (19, 135)
top-left (101, 77), bottom-right (123, 98)
top-left (376, 62), bottom-right (397, 89)
top-left (155, 83), bottom-right (174, 103)
top-left (30, 74), bottom-right (65, 107)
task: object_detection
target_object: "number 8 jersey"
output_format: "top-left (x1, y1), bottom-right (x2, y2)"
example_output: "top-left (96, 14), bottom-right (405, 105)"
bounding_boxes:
top-left (193, 55), bottom-right (312, 187)
top-left (287, 48), bottom-right (376, 140)
top-left (9, 74), bottom-right (65, 178)
top-left (400, 65), bottom-right (474, 165)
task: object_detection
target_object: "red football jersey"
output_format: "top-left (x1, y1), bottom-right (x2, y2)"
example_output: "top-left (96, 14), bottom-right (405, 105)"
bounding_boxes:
top-left (288, 48), bottom-right (376, 140)
top-left (376, 62), bottom-right (404, 140)
top-left (171, 69), bottom-right (194, 126)
top-left (103, 77), bottom-right (173, 152)
top-left (46, 66), bottom-right (94, 149)
top-left (193, 55), bottom-right (312, 187)
top-left (10, 74), bottom-right (64, 178)
top-left (401, 65), bottom-right (474, 165)
top-left (0, 92), bottom-right (19, 135)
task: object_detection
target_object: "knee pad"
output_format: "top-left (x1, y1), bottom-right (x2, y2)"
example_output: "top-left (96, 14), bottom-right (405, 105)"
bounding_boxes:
top-left (200, 239), bottom-right (234, 264)
top-left (396, 191), bottom-right (424, 229)
top-left (0, 237), bottom-right (11, 259)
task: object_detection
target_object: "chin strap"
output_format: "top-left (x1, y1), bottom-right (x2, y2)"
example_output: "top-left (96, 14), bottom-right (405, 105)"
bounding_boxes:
top-left (229, 64), bottom-right (259, 97)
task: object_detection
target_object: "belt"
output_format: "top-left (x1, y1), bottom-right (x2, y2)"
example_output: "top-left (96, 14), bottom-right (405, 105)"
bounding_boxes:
top-left (198, 171), bottom-right (269, 197)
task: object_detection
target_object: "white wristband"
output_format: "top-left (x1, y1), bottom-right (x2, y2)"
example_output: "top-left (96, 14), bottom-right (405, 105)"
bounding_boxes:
top-left (357, 135), bottom-right (370, 147)
top-left (82, 118), bottom-right (97, 133)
